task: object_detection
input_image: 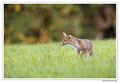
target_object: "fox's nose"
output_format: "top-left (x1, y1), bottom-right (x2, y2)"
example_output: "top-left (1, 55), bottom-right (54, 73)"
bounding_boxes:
top-left (60, 43), bottom-right (63, 46)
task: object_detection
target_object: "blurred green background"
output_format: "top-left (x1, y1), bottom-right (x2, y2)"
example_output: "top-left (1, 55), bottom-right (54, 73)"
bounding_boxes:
top-left (4, 4), bottom-right (116, 45)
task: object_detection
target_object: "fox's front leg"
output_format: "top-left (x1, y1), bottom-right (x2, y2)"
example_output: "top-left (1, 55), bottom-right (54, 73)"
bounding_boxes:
top-left (81, 49), bottom-right (87, 57)
top-left (77, 50), bottom-right (82, 56)
top-left (77, 50), bottom-right (81, 56)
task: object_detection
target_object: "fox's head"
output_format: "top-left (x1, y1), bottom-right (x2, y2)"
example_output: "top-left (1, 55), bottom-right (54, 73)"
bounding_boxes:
top-left (60, 32), bottom-right (71, 46)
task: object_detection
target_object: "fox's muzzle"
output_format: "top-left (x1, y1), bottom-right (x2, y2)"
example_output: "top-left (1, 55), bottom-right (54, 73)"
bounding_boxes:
top-left (60, 43), bottom-right (64, 46)
top-left (60, 42), bottom-right (68, 46)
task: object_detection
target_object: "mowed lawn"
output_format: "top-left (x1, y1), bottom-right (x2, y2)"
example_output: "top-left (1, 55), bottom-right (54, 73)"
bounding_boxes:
top-left (4, 39), bottom-right (116, 78)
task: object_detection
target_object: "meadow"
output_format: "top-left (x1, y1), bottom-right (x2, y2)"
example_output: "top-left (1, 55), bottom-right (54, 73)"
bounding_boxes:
top-left (4, 39), bottom-right (116, 78)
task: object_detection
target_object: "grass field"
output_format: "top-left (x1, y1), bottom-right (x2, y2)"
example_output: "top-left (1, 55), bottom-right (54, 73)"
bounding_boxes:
top-left (4, 39), bottom-right (116, 78)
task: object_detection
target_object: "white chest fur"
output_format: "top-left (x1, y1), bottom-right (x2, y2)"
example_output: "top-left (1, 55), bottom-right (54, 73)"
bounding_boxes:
top-left (70, 42), bottom-right (82, 51)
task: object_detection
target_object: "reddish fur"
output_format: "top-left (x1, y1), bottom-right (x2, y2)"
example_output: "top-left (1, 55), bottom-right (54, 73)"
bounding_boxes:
top-left (60, 33), bottom-right (94, 57)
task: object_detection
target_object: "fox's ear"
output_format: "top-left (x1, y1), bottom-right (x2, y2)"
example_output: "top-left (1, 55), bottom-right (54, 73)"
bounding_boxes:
top-left (63, 32), bottom-right (68, 37)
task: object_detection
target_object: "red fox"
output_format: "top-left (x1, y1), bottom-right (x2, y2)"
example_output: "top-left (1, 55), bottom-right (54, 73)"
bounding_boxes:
top-left (60, 32), bottom-right (94, 57)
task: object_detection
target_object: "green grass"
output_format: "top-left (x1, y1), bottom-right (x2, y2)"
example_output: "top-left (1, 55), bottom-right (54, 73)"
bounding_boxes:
top-left (4, 39), bottom-right (116, 78)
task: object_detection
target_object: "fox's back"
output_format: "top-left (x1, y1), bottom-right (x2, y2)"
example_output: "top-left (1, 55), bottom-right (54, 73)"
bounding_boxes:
top-left (82, 39), bottom-right (93, 50)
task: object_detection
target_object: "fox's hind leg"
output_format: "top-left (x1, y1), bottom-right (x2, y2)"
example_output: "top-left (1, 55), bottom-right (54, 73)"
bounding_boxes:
top-left (89, 49), bottom-right (94, 56)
